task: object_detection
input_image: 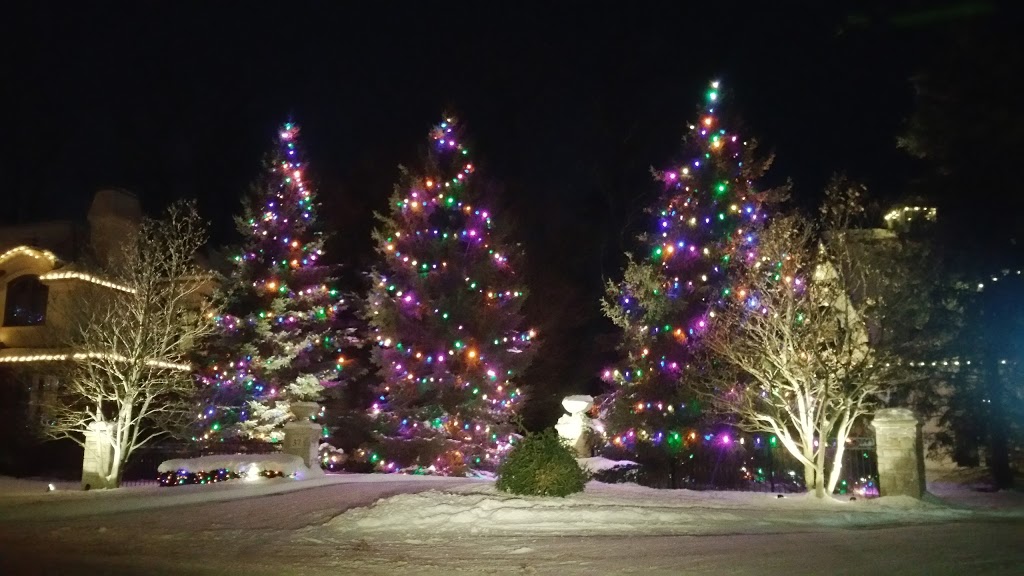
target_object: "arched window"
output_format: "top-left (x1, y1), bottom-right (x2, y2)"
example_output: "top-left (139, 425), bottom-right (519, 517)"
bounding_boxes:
top-left (3, 275), bottom-right (49, 326)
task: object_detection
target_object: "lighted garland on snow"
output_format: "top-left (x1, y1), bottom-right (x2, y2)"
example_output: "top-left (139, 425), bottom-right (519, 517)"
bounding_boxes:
top-left (363, 116), bottom-right (536, 474)
top-left (158, 468), bottom-right (287, 487)
top-left (193, 121), bottom-right (359, 443)
top-left (601, 80), bottom-right (787, 457)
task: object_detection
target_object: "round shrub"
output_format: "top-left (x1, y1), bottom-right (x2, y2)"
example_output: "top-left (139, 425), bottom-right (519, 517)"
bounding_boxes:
top-left (496, 429), bottom-right (589, 497)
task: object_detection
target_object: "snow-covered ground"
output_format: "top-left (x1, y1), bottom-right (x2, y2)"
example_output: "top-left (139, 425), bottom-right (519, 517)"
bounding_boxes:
top-left (2, 469), bottom-right (1019, 530)
top-left (328, 479), bottom-right (1024, 537)
top-left (0, 472), bottom-right (1021, 575)
top-left (0, 472), bottom-right (481, 521)
top-left (924, 466), bottom-right (1024, 510)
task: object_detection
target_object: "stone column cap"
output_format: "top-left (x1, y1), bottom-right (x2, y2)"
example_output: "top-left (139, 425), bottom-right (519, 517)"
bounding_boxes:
top-left (87, 421), bottom-right (114, 432)
top-left (872, 407), bottom-right (920, 425)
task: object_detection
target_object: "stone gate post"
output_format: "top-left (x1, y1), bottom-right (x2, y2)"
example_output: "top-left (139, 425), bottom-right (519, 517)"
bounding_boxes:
top-left (82, 421), bottom-right (115, 490)
top-left (872, 408), bottom-right (926, 498)
top-left (283, 402), bottom-right (325, 476)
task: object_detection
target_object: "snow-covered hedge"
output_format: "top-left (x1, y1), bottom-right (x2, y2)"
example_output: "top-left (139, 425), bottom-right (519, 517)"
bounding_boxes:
top-left (578, 457), bottom-right (638, 474)
top-left (579, 456), bottom-right (641, 484)
top-left (157, 453), bottom-right (322, 487)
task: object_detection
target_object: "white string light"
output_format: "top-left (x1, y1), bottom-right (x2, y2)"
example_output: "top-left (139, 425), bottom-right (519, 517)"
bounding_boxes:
top-left (0, 246), bottom-right (58, 266)
top-left (38, 271), bottom-right (135, 294)
top-left (883, 205), bottom-right (937, 224)
top-left (0, 350), bottom-right (190, 371)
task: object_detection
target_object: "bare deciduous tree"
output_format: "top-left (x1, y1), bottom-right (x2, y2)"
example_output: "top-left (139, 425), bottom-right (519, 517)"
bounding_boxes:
top-left (45, 202), bottom-right (215, 487)
top-left (705, 192), bottom-right (910, 497)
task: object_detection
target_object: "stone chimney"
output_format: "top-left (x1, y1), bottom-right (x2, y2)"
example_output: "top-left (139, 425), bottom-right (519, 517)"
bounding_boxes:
top-left (87, 189), bottom-right (142, 266)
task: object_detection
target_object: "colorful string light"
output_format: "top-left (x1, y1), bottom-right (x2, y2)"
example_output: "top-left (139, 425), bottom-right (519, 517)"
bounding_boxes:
top-left (602, 80), bottom-right (782, 452)
top-left (194, 121), bottom-right (356, 442)
top-left (365, 116), bottom-right (535, 474)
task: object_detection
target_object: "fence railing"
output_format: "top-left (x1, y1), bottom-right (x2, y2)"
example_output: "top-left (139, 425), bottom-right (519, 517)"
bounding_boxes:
top-left (600, 436), bottom-right (879, 495)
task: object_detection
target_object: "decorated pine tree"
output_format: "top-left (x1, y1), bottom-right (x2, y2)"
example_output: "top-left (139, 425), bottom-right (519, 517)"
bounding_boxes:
top-left (195, 121), bottom-right (358, 443)
top-left (364, 116), bottom-right (536, 475)
top-left (601, 81), bottom-right (785, 478)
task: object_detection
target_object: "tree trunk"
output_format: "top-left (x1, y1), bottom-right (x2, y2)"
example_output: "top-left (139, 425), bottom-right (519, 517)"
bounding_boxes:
top-left (814, 439), bottom-right (828, 498)
top-left (106, 457), bottom-right (122, 489)
top-left (827, 414), bottom-right (852, 495)
top-left (670, 455), bottom-right (685, 489)
top-left (827, 438), bottom-right (847, 495)
top-left (983, 365), bottom-right (1013, 489)
top-left (803, 460), bottom-right (816, 493)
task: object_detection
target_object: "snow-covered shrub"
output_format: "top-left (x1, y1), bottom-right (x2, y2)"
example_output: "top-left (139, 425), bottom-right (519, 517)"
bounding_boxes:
top-left (590, 465), bottom-right (641, 484)
top-left (319, 443), bottom-right (347, 471)
top-left (580, 457), bottom-right (641, 484)
top-left (496, 430), bottom-right (589, 497)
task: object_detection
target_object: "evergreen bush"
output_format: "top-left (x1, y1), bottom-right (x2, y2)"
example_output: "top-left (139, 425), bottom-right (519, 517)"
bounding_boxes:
top-left (496, 430), bottom-right (589, 497)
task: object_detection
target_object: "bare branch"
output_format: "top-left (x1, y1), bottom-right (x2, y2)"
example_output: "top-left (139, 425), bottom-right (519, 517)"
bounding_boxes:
top-left (702, 202), bottom-right (908, 497)
top-left (42, 201), bottom-right (217, 487)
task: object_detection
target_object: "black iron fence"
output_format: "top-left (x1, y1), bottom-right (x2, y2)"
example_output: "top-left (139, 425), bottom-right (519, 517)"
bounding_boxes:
top-left (838, 437), bottom-right (880, 497)
top-left (599, 435), bottom-right (879, 495)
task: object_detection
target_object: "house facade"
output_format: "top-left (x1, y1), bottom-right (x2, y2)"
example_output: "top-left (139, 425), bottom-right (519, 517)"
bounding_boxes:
top-left (0, 189), bottom-right (141, 437)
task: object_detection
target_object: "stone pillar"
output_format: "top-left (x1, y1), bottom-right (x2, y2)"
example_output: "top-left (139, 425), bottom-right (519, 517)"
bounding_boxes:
top-left (872, 408), bottom-right (926, 498)
top-left (82, 421), bottom-right (115, 490)
top-left (282, 402), bottom-right (325, 476)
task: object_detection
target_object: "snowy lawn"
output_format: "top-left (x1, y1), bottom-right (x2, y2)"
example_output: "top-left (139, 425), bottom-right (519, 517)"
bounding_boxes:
top-left (329, 479), bottom-right (1024, 537)
top-left (923, 466), bottom-right (1024, 510)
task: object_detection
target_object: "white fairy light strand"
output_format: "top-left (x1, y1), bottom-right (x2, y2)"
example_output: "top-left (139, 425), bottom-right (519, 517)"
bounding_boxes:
top-left (0, 246), bottom-right (58, 266)
top-left (0, 351), bottom-right (190, 371)
top-left (38, 271), bottom-right (135, 294)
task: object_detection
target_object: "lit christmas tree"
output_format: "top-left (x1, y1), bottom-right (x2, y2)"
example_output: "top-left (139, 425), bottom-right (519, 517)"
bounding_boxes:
top-left (195, 121), bottom-right (359, 443)
top-left (364, 116), bottom-right (536, 475)
top-left (600, 81), bottom-right (785, 480)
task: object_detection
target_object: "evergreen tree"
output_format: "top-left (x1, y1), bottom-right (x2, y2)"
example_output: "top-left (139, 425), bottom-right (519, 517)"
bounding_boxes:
top-left (195, 121), bottom-right (358, 443)
top-left (364, 116), bottom-right (536, 474)
top-left (937, 268), bottom-right (1024, 487)
top-left (900, 32), bottom-right (1023, 487)
top-left (600, 81), bottom-right (785, 485)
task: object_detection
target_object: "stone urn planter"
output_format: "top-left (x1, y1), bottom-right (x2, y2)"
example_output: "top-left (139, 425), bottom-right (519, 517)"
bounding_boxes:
top-left (282, 401), bottom-right (324, 474)
top-left (555, 395), bottom-right (595, 457)
top-left (290, 401), bottom-right (320, 421)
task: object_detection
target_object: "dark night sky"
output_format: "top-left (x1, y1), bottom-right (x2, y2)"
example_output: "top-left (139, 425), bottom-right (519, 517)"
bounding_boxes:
top-left (2, 2), bottom-right (999, 423)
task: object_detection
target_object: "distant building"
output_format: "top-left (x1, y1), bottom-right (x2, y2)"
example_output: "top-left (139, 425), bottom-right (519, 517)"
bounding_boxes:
top-left (0, 189), bottom-right (141, 432)
top-left (883, 204), bottom-right (937, 237)
top-left (847, 207), bottom-right (961, 466)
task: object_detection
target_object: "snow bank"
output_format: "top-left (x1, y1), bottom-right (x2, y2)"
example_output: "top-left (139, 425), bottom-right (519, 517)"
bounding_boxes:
top-left (922, 467), bottom-right (1024, 510)
top-left (157, 453), bottom-right (323, 479)
top-left (578, 457), bottom-right (638, 473)
top-left (329, 481), bottom-right (978, 537)
top-left (0, 474), bottom-right (479, 522)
